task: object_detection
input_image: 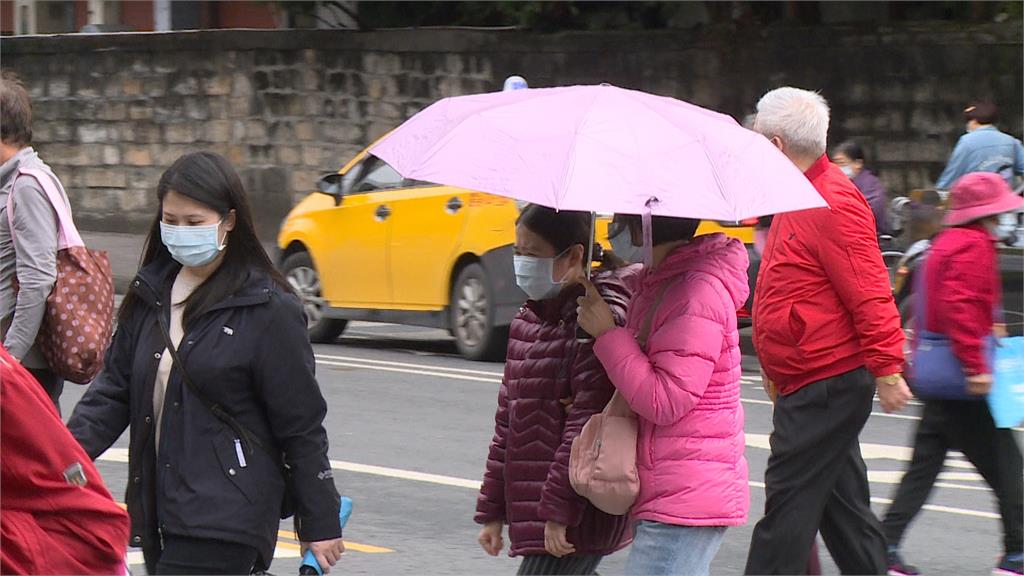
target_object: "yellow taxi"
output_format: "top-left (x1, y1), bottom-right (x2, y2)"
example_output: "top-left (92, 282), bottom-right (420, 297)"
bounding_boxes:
top-left (278, 146), bottom-right (755, 361)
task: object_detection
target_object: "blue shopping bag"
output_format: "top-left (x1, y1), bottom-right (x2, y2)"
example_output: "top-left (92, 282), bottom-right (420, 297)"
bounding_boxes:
top-left (989, 336), bottom-right (1024, 429)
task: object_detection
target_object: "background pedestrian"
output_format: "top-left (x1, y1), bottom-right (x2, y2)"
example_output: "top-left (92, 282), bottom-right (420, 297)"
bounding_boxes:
top-left (832, 140), bottom-right (890, 236)
top-left (936, 101), bottom-right (1024, 192)
top-left (881, 172), bottom-right (1024, 576)
top-left (0, 70), bottom-right (71, 412)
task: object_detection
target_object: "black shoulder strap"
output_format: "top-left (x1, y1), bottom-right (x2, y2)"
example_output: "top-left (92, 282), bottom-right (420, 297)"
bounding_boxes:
top-left (156, 308), bottom-right (271, 458)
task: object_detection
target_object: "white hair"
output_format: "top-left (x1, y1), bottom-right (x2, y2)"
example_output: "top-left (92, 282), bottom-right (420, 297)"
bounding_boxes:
top-left (754, 87), bottom-right (830, 158)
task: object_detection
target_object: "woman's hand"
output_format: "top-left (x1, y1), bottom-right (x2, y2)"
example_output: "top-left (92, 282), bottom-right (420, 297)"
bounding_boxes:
top-left (994, 323), bottom-right (1008, 341)
top-left (576, 278), bottom-right (616, 339)
top-left (967, 373), bottom-right (993, 396)
top-left (559, 396), bottom-right (574, 414)
top-left (304, 538), bottom-right (346, 573)
top-left (478, 521), bottom-right (504, 556)
top-left (544, 521), bottom-right (576, 558)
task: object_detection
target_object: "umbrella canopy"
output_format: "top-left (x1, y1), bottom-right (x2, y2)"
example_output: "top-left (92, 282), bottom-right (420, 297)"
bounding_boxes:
top-left (370, 84), bottom-right (827, 220)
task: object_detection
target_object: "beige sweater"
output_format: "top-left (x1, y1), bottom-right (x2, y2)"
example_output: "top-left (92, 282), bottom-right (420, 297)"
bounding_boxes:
top-left (154, 270), bottom-right (203, 454)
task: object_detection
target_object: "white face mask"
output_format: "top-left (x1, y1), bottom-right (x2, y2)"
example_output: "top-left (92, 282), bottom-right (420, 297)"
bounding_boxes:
top-left (982, 218), bottom-right (1003, 239)
top-left (840, 165), bottom-right (856, 178)
top-left (513, 250), bottom-right (570, 301)
top-left (160, 219), bottom-right (226, 268)
top-left (609, 226), bottom-right (642, 264)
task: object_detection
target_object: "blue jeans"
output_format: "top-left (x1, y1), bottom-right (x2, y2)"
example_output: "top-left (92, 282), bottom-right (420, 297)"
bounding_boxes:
top-left (624, 521), bottom-right (726, 576)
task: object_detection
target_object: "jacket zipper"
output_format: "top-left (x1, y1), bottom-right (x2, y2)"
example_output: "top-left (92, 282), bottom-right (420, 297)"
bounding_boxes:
top-left (234, 438), bottom-right (248, 468)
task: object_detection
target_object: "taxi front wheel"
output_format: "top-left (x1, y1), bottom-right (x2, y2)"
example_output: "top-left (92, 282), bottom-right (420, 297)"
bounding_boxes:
top-left (451, 263), bottom-right (507, 361)
top-left (282, 252), bottom-right (348, 343)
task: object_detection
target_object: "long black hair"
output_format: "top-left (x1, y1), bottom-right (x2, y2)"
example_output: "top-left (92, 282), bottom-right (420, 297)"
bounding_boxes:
top-left (516, 204), bottom-right (622, 270)
top-left (119, 151), bottom-right (292, 328)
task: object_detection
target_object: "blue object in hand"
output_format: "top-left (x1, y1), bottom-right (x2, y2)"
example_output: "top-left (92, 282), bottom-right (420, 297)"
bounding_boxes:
top-left (298, 497), bottom-right (353, 575)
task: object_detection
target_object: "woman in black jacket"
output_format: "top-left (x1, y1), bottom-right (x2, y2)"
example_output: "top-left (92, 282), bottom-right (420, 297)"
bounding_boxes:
top-left (68, 152), bottom-right (344, 575)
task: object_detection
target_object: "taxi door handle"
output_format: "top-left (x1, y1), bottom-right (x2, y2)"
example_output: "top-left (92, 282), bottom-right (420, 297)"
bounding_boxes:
top-left (446, 197), bottom-right (463, 214)
top-left (375, 204), bottom-right (391, 221)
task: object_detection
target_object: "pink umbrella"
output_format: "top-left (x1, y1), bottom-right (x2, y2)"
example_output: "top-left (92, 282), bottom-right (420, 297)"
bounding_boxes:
top-left (370, 84), bottom-right (826, 220)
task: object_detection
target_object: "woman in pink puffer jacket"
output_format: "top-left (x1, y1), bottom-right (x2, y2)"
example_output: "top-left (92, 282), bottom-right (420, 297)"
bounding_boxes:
top-left (578, 215), bottom-right (750, 576)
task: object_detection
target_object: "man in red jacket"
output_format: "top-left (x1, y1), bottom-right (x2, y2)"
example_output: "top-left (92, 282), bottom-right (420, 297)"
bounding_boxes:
top-left (744, 87), bottom-right (913, 576)
top-left (1, 343), bottom-right (129, 575)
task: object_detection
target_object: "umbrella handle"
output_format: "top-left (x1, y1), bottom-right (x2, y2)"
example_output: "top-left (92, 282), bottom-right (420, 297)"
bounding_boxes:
top-left (577, 212), bottom-right (597, 343)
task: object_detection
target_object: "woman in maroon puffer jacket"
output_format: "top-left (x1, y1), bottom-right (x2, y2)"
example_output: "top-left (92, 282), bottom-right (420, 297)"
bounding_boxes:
top-left (476, 205), bottom-right (634, 575)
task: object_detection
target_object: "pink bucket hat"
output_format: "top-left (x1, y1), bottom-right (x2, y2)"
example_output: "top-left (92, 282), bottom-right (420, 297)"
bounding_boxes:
top-left (943, 172), bottom-right (1023, 227)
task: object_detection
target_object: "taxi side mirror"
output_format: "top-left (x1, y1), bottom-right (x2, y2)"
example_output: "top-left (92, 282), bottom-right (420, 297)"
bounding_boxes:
top-left (317, 173), bottom-right (344, 206)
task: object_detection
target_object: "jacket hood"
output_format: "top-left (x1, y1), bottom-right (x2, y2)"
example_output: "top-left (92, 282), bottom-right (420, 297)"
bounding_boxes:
top-left (643, 233), bottom-right (750, 309)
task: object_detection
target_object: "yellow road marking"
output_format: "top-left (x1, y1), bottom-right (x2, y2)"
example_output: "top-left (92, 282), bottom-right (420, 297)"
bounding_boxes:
top-left (277, 530), bottom-right (394, 554)
top-left (112, 503), bottom-right (393, 554)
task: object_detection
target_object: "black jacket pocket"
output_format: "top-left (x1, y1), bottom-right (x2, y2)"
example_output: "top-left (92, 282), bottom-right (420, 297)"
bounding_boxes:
top-left (212, 429), bottom-right (261, 504)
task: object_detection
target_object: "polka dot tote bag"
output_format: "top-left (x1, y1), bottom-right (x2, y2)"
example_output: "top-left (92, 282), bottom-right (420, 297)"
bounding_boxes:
top-left (6, 168), bottom-right (114, 383)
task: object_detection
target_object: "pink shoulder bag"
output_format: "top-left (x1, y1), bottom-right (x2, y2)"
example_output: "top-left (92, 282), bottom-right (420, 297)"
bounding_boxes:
top-left (569, 280), bottom-right (672, 516)
top-left (6, 168), bottom-right (114, 383)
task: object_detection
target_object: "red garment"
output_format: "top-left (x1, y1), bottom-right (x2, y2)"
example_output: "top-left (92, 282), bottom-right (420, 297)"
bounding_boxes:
top-left (923, 225), bottom-right (1000, 375)
top-left (753, 155), bottom-right (904, 396)
top-left (0, 344), bottom-right (129, 575)
top-left (475, 268), bottom-right (634, 557)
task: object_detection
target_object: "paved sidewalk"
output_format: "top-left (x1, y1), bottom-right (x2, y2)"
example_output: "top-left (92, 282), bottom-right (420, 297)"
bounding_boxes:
top-left (81, 231), bottom-right (146, 295)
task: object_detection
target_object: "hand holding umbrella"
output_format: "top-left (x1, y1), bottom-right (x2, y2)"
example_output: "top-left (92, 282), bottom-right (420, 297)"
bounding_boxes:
top-left (576, 277), bottom-right (616, 340)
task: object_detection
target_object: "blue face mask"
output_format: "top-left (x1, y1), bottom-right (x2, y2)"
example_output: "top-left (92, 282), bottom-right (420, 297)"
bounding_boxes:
top-left (514, 249), bottom-right (569, 301)
top-left (160, 220), bottom-right (226, 268)
top-left (609, 226), bottom-right (642, 264)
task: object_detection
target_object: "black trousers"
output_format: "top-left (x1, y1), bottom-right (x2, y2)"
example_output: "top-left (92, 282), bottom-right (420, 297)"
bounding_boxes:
top-left (517, 554), bottom-right (603, 575)
top-left (27, 366), bottom-right (63, 416)
top-left (882, 399), bottom-right (1024, 554)
top-left (144, 535), bottom-right (259, 575)
top-left (745, 368), bottom-right (887, 575)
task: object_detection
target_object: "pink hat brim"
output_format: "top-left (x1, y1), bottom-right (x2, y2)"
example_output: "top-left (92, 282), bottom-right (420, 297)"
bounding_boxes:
top-left (943, 192), bottom-right (1024, 226)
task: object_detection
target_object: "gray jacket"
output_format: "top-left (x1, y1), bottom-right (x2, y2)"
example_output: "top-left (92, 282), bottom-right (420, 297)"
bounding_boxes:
top-left (0, 147), bottom-right (69, 369)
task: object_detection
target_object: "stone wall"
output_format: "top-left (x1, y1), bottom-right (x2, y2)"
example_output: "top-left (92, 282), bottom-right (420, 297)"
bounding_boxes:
top-left (2, 24), bottom-right (1021, 238)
